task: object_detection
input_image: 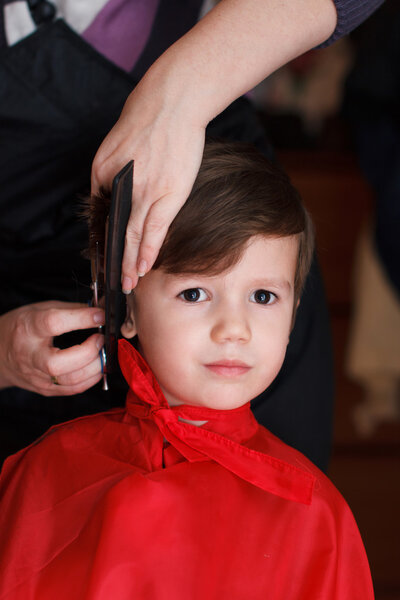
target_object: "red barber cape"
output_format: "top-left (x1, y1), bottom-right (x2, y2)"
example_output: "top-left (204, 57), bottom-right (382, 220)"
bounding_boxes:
top-left (0, 340), bottom-right (373, 599)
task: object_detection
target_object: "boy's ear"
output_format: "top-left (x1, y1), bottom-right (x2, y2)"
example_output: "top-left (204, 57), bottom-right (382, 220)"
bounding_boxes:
top-left (120, 299), bottom-right (137, 339)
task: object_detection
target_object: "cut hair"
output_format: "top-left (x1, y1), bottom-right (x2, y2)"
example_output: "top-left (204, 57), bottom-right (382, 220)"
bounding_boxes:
top-left (84, 140), bottom-right (314, 301)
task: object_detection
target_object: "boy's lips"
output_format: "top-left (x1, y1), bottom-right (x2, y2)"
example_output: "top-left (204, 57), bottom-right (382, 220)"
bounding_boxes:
top-left (204, 360), bottom-right (251, 378)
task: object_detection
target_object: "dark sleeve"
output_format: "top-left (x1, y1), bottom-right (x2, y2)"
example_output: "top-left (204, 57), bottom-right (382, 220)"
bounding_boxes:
top-left (318, 0), bottom-right (385, 47)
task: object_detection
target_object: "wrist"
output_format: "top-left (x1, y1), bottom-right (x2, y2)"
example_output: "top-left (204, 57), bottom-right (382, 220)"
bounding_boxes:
top-left (140, 44), bottom-right (217, 130)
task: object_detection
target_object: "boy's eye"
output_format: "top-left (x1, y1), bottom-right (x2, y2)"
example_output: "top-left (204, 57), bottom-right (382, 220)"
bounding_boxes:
top-left (250, 289), bottom-right (276, 305)
top-left (179, 288), bottom-right (208, 302)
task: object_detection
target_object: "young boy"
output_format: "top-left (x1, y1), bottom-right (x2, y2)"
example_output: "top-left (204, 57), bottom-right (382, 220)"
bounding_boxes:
top-left (0, 142), bottom-right (373, 599)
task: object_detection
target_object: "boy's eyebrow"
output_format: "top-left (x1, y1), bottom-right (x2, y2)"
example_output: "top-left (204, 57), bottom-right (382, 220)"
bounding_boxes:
top-left (165, 273), bottom-right (292, 292)
top-left (250, 278), bottom-right (292, 292)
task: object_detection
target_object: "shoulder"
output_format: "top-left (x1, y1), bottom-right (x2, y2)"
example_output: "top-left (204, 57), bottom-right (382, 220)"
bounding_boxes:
top-left (248, 425), bottom-right (373, 597)
top-left (251, 425), bottom-right (370, 563)
top-left (8, 407), bottom-right (126, 454)
top-left (0, 407), bottom-right (144, 542)
top-left (250, 423), bottom-right (350, 512)
top-left (0, 408), bottom-right (137, 490)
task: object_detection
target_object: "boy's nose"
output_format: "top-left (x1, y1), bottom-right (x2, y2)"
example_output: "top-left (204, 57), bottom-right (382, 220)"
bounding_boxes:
top-left (210, 311), bottom-right (251, 344)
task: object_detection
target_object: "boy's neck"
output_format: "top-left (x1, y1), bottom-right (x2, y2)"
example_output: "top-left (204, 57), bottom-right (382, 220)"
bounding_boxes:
top-left (178, 416), bottom-right (208, 427)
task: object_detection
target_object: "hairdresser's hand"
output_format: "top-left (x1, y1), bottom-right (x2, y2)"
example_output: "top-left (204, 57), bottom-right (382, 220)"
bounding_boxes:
top-left (0, 302), bottom-right (105, 396)
top-left (92, 0), bottom-right (337, 293)
top-left (92, 71), bottom-right (205, 292)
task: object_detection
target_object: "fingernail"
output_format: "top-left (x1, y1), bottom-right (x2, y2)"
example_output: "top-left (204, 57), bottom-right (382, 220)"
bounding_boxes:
top-left (137, 259), bottom-right (147, 278)
top-left (96, 335), bottom-right (105, 350)
top-left (122, 276), bottom-right (133, 294)
top-left (93, 311), bottom-right (105, 324)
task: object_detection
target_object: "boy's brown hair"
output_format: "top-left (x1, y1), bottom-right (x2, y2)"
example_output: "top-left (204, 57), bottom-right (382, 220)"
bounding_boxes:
top-left (87, 140), bottom-right (314, 302)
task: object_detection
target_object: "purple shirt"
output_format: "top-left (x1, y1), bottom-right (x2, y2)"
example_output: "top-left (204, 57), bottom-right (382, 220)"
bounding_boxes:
top-left (83, 0), bottom-right (160, 72)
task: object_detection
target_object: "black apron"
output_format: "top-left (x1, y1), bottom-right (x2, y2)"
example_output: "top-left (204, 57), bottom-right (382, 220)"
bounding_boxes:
top-left (0, 7), bottom-right (333, 470)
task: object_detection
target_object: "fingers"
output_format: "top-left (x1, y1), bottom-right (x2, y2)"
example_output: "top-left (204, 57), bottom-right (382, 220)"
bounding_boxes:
top-left (120, 154), bottom-right (204, 292)
top-left (50, 353), bottom-right (102, 389)
top-left (122, 193), bottom-right (186, 292)
top-left (41, 372), bottom-right (104, 397)
top-left (121, 195), bottom-right (170, 292)
top-left (121, 209), bottom-right (144, 292)
top-left (29, 333), bottom-right (105, 396)
top-left (30, 305), bottom-right (105, 339)
top-left (33, 333), bottom-right (104, 377)
top-left (0, 303), bottom-right (107, 396)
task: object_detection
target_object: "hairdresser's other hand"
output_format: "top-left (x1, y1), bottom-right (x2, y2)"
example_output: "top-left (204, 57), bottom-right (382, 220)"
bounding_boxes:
top-left (0, 302), bottom-right (105, 396)
top-left (91, 0), bottom-right (337, 292)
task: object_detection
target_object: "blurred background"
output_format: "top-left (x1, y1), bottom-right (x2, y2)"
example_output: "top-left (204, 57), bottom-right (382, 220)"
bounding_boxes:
top-left (252, 2), bottom-right (400, 598)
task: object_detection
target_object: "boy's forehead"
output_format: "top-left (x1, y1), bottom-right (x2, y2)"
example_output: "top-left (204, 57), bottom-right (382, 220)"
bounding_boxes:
top-left (222, 235), bottom-right (298, 285)
top-left (135, 234), bottom-right (298, 292)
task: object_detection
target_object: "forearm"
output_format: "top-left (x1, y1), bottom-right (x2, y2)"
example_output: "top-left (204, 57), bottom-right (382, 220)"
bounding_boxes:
top-left (142, 0), bottom-right (337, 128)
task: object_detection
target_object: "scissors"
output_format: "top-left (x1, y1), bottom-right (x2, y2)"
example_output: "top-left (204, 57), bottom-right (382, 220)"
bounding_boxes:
top-left (90, 160), bottom-right (134, 390)
top-left (90, 240), bottom-right (108, 390)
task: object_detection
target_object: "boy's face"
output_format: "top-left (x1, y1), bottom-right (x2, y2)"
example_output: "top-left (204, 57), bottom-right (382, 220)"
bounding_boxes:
top-left (123, 235), bottom-right (298, 410)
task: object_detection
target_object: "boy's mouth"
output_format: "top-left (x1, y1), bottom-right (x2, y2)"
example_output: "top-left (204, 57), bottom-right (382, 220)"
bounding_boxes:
top-left (204, 360), bottom-right (251, 378)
